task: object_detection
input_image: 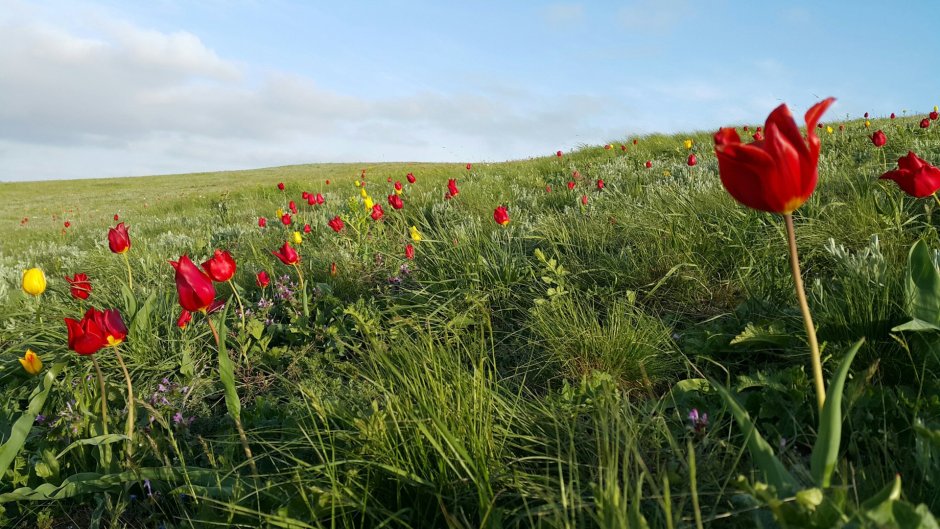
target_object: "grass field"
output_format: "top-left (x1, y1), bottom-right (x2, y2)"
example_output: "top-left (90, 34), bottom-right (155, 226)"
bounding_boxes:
top-left (1, 112), bottom-right (939, 528)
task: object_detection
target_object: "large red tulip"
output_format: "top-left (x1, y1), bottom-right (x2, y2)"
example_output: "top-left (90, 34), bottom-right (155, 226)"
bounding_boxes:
top-left (65, 309), bottom-right (107, 355)
top-left (272, 242), bottom-right (300, 265)
top-left (108, 223), bottom-right (131, 254)
top-left (65, 273), bottom-right (92, 300)
top-left (93, 308), bottom-right (128, 346)
top-left (169, 256), bottom-right (216, 312)
top-left (202, 249), bottom-right (236, 282)
top-left (880, 151), bottom-right (940, 198)
top-left (714, 97), bottom-right (835, 214)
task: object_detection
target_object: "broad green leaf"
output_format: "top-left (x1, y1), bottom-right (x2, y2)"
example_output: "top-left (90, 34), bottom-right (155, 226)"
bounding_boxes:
top-left (129, 291), bottom-right (157, 338)
top-left (0, 467), bottom-right (223, 502)
top-left (711, 380), bottom-right (797, 493)
top-left (905, 240), bottom-right (940, 330)
top-left (214, 307), bottom-right (240, 421)
top-left (0, 362), bottom-right (63, 481)
top-left (54, 434), bottom-right (128, 460)
top-left (810, 338), bottom-right (863, 487)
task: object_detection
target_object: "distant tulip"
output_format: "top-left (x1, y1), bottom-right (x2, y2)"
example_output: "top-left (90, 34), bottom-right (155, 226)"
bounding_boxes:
top-left (683, 139), bottom-right (693, 149)
top-left (330, 262), bottom-right (337, 276)
top-left (753, 131), bottom-right (764, 141)
top-left (645, 160), bottom-right (652, 168)
top-left (364, 196), bottom-right (374, 210)
top-left (931, 111), bottom-right (939, 121)
top-left (572, 170), bottom-right (581, 179)
top-left (466, 163), bottom-right (472, 171)
top-left (394, 181), bottom-right (403, 192)
top-left (108, 223), bottom-right (131, 254)
top-left (620, 144), bottom-right (627, 151)
top-left (302, 191), bottom-right (309, 199)
top-left (632, 139), bottom-right (638, 145)
top-left (387, 177), bottom-right (392, 183)
top-left (865, 120), bottom-right (871, 128)
top-left (545, 185), bottom-right (552, 193)
top-left (22, 268), bottom-right (46, 296)
top-left (447, 179), bottom-right (459, 198)
top-left (177, 310), bottom-right (191, 329)
top-left (596, 179), bottom-right (605, 190)
top-left (307, 194), bottom-right (316, 205)
top-left (826, 126), bottom-right (833, 134)
top-left (871, 130), bottom-right (887, 147)
top-left (258, 217), bottom-right (267, 228)
top-left (277, 182), bottom-right (285, 190)
top-left (272, 242), bottom-right (300, 265)
top-left (567, 181), bottom-right (576, 190)
top-left (328, 216), bottom-right (344, 233)
top-left (113, 214), bottom-right (119, 221)
top-left (256, 270), bottom-right (270, 287)
top-left (405, 244), bottom-right (415, 260)
top-left (839, 124), bottom-right (845, 131)
top-left (316, 193), bottom-right (324, 205)
top-left (202, 250), bottom-right (236, 282)
top-left (890, 113), bottom-right (896, 120)
top-left (371, 204), bottom-right (385, 221)
top-left (921, 118), bottom-right (931, 129)
top-left (360, 188), bottom-right (368, 199)
top-left (170, 256), bottom-right (216, 312)
top-left (493, 206), bottom-right (510, 226)
top-left (743, 126), bottom-right (749, 132)
top-left (354, 180), bottom-right (361, 187)
top-left (65, 273), bottom-right (92, 300)
top-left (687, 154), bottom-right (698, 166)
top-left (289, 201), bottom-right (298, 214)
top-left (19, 349), bottom-right (42, 375)
top-left (303, 223), bottom-right (312, 233)
top-left (410, 226), bottom-right (422, 242)
top-left (605, 144), bottom-right (612, 150)
top-left (277, 208), bottom-right (284, 217)
top-left (388, 194), bottom-right (404, 209)
top-left (325, 179), bottom-right (330, 185)
top-left (556, 150), bottom-right (563, 157)
top-left (406, 172), bottom-right (416, 184)
top-left (880, 151), bottom-right (940, 197)
top-left (714, 98), bottom-right (834, 214)
top-left (281, 213), bottom-right (292, 226)
top-left (581, 194), bottom-right (588, 205)
top-left (864, 112), bottom-right (869, 119)
top-left (292, 231), bottom-right (303, 244)
top-left (64, 220), bottom-right (71, 228)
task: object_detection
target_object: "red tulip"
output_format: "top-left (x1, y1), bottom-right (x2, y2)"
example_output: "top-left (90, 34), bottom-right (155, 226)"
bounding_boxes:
top-left (113, 214), bottom-right (119, 221)
top-left (316, 193), bottom-right (324, 205)
top-left (556, 150), bottom-right (563, 158)
top-left (302, 191), bottom-right (309, 199)
top-left (880, 151), bottom-right (940, 198)
top-left (447, 179), bottom-right (459, 198)
top-left (303, 223), bottom-right (312, 233)
top-left (330, 262), bottom-right (337, 276)
top-left (864, 112), bottom-right (869, 119)
top-left (921, 118), bottom-right (930, 129)
top-left (371, 204), bottom-right (385, 221)
top-left (545, 185), bottom-right (552, 193)
top-left (687, 154), bottom-right (698, 166)
top-left (405, 243), bottom-right (415, 260)
top-left (743, 126), bottom-right (749, 132)
top-left (871, 130), bottom-right (887, 147)
top-left (108, 222), bottom-right (131, 254)
top-left (289, 201), bottom-right (298, 214)
top-left (620, 144), bottom-right (627, 152)
top-left (325, 179), bottom-right (330, 185)
top-left (752, 131), bottom-right (764, 141)
top-left (277, 182), bottom-right (285, 190)
top-left (394, 181), bottom-right (403, 191)
top-left (466, 163), bottom-right (472, 171)
top-left (95, 308), bottom-right (127, 346)
top-left (201, 249), bottom-right (236, 282)
top-left (65, 308), bottom-right (117, 355)
top-left (406, 172), bottom-right (416, 184)
top-left (169, 255), bottom-right (216, 312)
top-left (632, 139), bottom-right (638, 145)
top-left (64, 221), bottom-right (71, 228)
top-left (307, 194), bottom-right (316, 205)
top-left (645, 160), bottom-right (652, 168)
top-left (328, 216), bottom-right (344, 233)
top-left (493, 206), bottom-right (510, 226)
top-left (65, 273), bottom-right (92, 300)
top-left (596, 179), bottom-right (605, 190)
top-left (581, 194), bottom-right (588, 205)
top-left (572, 170), bottom-right (581, 179)
top-left (258, 217), bottom-right (267, 228)
top-left (890, 113), bottom-right (896, 120)
top-left (272, 242), bottom-right (300, 265)
top-left (930, 111), bottom-right (938, 121)
top-left (387, 177), bottom-right (392, 183)
top-left (281, 213), bottom-right (292, 226)
top-left (604, 144), bottom-right (612, 150)
top-left (388, 194), bottom-right (404, 209)
top-left (177, 309), bottom-right (192, 329)
top-left (838, 124), bottom-right (845, 131)
top-left (714, 97), bottom-right (834, 214)
top-left (256, 270), bottom-right (270, 287)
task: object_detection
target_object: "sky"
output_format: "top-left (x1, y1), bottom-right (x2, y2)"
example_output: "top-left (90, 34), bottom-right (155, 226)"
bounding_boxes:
top-left (1, 0), bottom-right (938, 182)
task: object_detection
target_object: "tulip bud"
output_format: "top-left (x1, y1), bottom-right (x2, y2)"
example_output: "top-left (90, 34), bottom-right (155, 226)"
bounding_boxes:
top-left (22, 268), bottom-right (46, 296)
top-left (410, 226), bottom-right (422, 242)
top-left (826, 126), bottom-right (833, 134)
top-left (281, 214), bottom-right (292, 226)
top-left (108, 223), bottom-right (131, 254)
top-left (293, 231), bottom-right (303, 244)
top-left (581, 195), bottom-right (588, 205)
top-left (890, 113), bottom-right (896, 120)
top-left (328, 216), bottom-right (344, 233)
top-left (683, 139), bottom-right (693, 149)
top-left (596, 179), bottom-right (605, 190)
top-left (865, 120), bottom-right (871, 128)
top-left (871, 130), bottom-right (887, 148)
top-left (493, 206), bottom-right (510, 226)
top-left (921, 118), bottom-right (931, 129)
top-left (567, 181), bottom-right (576, 190)
top-left (405, 244), bottom-right (415, 260)
top-left (277, 182), bottom-right (285, 191)
top-left (258, 217), bottom-right (267, 228)
top-left (687, 154), bottom-right (698, 167)
top-left (303, 223), bottom-right (312, 233)
top-left (256, 270), bottom-right (270, 287)
top-left (930, 111), bottom-right (939, 121)
top-left (645, 160), bottom-right (652, 168)
top-left (406, 172), bottom-right (416, 184)
top-left (19, 349), bottom-right (42, 375)
top-left (177, 310), bottom-right (192, 329)
top-left (466, 163), bottom-right (472, 171)
top-left (556, 150), bottom-right (563, 157)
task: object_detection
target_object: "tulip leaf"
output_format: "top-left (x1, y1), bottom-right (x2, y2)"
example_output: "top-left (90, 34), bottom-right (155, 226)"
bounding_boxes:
top-left (121, 284), bottom-right (138, 321)
top-left (215, 308), bottom-right (240, 421)
top-left (711, 380), bottom-right (797, 493)
top-left (54, 434), bottom-right (129, 461)
top-left (810, 338), bottom-right (863, 487)
top-left (897, 240), bottom-right (940, 332)
top-left (129, 292), bottom-right (157, 339)
top-left (0, 362), bottom-right (63, 481)
top-left (0, 467), bottom-right (224, 502)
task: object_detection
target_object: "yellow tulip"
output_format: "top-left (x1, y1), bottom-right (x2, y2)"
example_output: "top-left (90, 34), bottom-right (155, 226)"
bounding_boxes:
top-left (276, 208), bottom-right (284, 218)
top-left (22, 268), bottom-right (46, 296)
top-left (354, 180), bottom-right (361, 187)
top-left (865, 120), bottom-right (871, 128)
top-left (364, 196), bottom-right (374, 210)
top-left (683, 139), bottom-right (693, 149)
top-left (360, 188), bottom-right (368, 198)
top-left (935, 105), bottom-right (938, 112)
top-left (19, 349), bottom-right (42, 375)
top-left (292, 231), bottom-right (303, 245)
top-left (409, 226), bottom-right (422, 243)
top-left (826, 126), bottom-right (833, 134)
top-left (395, 188), bottom-right (402, 195)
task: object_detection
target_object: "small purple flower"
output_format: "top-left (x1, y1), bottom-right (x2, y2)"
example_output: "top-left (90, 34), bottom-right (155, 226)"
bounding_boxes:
top-left (688, 408), bottom-right (708, 434)
top-left (143, 478), bottom-right (153, 498)
top-left (35, 414), bottom-right (46, 425)
top-left (173, 412), bottom-right (184, 425)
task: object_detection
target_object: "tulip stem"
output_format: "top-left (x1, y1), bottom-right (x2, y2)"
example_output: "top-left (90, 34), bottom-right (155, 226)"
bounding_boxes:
top-left (933, 193), bottom-right (940, 210)
top-left (784, 214), bottom-right (826, 412)
top-left (122, 252), bottom-right (133, 290)
top-left (112, 347), bottom-right (135, 465)
top-left (293, 263), bottom-right (309, 318)
top-left (228, 279), bottom-right (246, 330)
top-left (92, 357), bottom-right (109, 435)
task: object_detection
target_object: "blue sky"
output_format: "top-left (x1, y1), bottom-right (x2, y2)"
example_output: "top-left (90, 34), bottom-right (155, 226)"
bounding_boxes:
top-left (1, 0), bottom-right (937, 181)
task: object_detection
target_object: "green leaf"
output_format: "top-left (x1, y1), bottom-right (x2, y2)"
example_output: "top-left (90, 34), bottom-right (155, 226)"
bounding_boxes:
top-left (810, 338), bottom-right (863, 487)
top-left (905, 240), bottom-right (940, 329)
top-left (120, 284), bottom-right (138, 320)
top-left (730, 321), bottom-right (794, 348)
top-left (54, 434), bottom-right (129, 460)
top-left (215, 308), bottom-right (240, 421)
top-left (129, 292), bottom-right (157, 339)
top-left (0, 467), bottom-right (224, 502)
top-left (711, 380), bottom-right (797, 493)
top-left (0, 362), bottom-right (63, 481)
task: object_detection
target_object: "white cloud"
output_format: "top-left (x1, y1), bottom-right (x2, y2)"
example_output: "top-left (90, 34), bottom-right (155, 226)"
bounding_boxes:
top-left (541, 3), bottom-right (585, 27)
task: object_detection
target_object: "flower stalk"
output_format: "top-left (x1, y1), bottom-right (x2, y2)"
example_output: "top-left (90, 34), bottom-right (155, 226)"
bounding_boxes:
top-left (784, 214), bottom-right (825, 412)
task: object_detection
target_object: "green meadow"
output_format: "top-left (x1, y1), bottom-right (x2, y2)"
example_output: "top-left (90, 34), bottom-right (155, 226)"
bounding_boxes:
top-left (1, 115), bottom-right (939, 528)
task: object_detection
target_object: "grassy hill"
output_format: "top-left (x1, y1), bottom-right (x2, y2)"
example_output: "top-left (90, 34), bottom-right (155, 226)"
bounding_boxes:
top-left (1, 115), bottom-right (939, 527)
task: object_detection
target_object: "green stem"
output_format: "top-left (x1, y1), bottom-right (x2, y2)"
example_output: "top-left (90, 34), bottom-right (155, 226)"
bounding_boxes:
top-left (112, 347), bottom-right (135, 466)
top-left (92, 357), bottom-right (109, 435)
top-left (784, 214), bottom-right (826, 412)
top-left (932, 193), bottom-right (940, 209)
top-left (228, 279), bottom-right (246, 330)
top-left (122, 252), bottom-right (133, 290)
top-left (688, 440), bottom-right (704, 529)
top-left (293, 263), bottom-right (309, 318)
